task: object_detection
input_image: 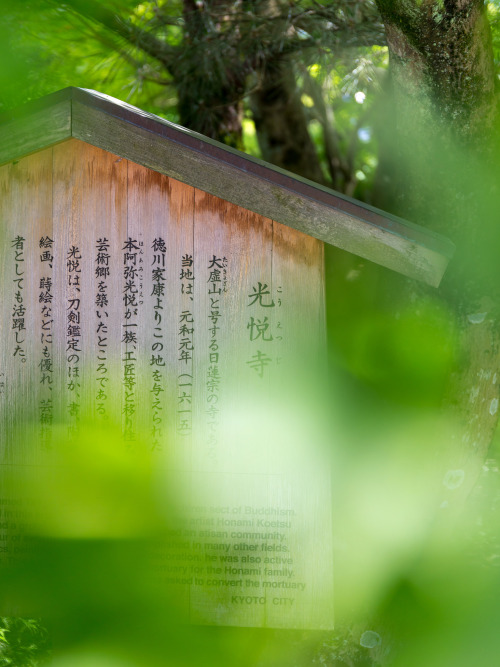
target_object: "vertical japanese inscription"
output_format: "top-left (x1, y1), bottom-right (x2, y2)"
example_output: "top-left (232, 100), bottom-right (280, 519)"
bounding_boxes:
top-left (150, 238), bottom-right (167, 451)
top-left (122, 237), bottom-right (143, 443)
top-left (39, 236), bottom-right (54, 447)
top-left (205, 255), bottom-right (228, 460)
top-left (0, 143), bottom-right (332, 630)
top-left (95, 238), bottom-right (111, 420)
top-left (66, 245), bottom-right (82, 436)
top-left (246, 281), bottom-right (281, 379)
top-left (11, 236), bottom-right (27, 364)
top-left (177, 254), bottom-right (195, 437)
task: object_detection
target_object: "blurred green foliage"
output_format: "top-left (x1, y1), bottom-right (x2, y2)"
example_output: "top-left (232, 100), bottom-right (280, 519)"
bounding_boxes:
top-left (0, 617), bottom-right (51, 665)
top-left (2, 1), bottom-right (500, 666)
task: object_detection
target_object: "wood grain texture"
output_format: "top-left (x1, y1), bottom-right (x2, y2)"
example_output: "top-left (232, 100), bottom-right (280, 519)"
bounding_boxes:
top-left (269, 223), bottom-right (332, 629)
top-left (0, 137), bottom-right (333, 630)
top-left (192, 191), bottom-right (274, 474)
top-left (188, 193), bottom-right (271, 627)
top-left (0, 149), bottom-right (53, 464)
top-left (164, 178), bottom-right (196, 470)
top-left (52, 140), bottom-right (128, 434)
top-left (126, 162), bottom-right (197, 466)
top-left (271, 222), bottom-right (326, 385)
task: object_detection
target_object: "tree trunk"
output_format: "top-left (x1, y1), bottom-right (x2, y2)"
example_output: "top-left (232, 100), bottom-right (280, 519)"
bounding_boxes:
top-left (178, 0), bottom-right (246, 148)
top-left (355, 11), bottom-right (500, 656)
top-left (250, 56), bottom-right (326, 184)
top-left (374, 0), bottom-right (500, 508)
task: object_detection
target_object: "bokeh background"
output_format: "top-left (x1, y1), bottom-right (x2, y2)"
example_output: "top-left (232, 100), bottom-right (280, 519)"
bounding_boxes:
top-left (2, 1), bottom-right (500, 665)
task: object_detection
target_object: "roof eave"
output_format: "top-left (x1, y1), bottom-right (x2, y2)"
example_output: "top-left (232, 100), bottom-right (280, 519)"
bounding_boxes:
top-left (0, 87), bottom-right (455, 287)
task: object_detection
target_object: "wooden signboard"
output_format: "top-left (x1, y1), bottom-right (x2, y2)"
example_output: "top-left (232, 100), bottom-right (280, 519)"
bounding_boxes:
top-left (0, 89), bottom-right (454, 630)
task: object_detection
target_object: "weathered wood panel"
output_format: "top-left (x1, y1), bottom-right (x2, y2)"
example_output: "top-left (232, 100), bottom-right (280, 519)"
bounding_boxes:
top-left (0, 149), bottom-right (53, 463)
top-left (0, 139), bottom-right (333, 629)
top-left (268, 223), bottom-right (331, 629)
top-left (52, 140), bottom-right (128, 434)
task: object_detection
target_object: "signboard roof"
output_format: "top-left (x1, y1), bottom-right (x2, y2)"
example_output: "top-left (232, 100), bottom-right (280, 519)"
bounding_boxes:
top-left (0, 86), bottom-right (454, 286)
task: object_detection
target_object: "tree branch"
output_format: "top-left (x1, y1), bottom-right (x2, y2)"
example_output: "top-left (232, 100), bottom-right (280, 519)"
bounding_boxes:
top-left (58, 0), bottom-right (179, 75)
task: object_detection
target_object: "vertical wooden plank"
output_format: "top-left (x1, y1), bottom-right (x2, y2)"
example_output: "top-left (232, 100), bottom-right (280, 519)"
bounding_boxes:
top-left (191, 193), bottom-right (274, 474)
top-left (163, 177), bottom-right (195, 621)
top-left (89, 148), bottom-right (127, 432)
top-left (52, 139), bottom-right (127, 440)
top-left (126, 166), bottom-right (195, 468)
top-left (268, 223), bottom-right (333, 629)
top-left (0, 149), bottom-right (53, 580)
top-left (53, 140), bottom-right (83, 436)
top-left (127, 163), bottom-right (167, 454)
top-left (35, 152), bottom-right (56, 457)
top-left (188, 192), bottom-right (274, 626)
top-left (0, 150), bottom-right (53, 464)
top-left (127, 167), bottom-right (195, 620)
top-left (168, 179), bottom-right (195, 472)
top-left (0, 157), bottom-right (16, 566)
top-left (0, 161), bottom-right (16, 464)
top-left (271, 223), bottom-right (326, 371)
